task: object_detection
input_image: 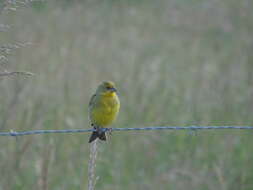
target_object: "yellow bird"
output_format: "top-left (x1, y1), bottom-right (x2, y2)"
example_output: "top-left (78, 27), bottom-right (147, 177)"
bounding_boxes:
top-left (88, 81), bottom-right (120, 143)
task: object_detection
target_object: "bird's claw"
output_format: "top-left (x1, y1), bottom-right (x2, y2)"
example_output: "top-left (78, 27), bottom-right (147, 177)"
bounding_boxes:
top-left (108, 128), bottom-right (113, 136)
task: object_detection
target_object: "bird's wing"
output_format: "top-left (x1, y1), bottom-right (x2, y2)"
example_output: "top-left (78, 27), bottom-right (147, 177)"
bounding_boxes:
top-left (89, 94), bottom-right (96, 108)
top-left (88, 94), bottom-right (96, 124)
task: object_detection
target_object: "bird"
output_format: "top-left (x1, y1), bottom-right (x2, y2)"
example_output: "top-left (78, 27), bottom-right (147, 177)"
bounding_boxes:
top-left (88, 81), bottom-right (120, 143)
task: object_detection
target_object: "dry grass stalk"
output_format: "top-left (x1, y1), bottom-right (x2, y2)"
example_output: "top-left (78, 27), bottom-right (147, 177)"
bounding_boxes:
top-left (38, 146), bottom-right (52, 190)
top-left (0, 71), bottom-right (34, 77)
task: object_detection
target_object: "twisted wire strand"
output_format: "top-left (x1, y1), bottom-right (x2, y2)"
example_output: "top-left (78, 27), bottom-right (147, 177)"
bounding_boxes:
top-left (0, 126), bottom-right (252, 137)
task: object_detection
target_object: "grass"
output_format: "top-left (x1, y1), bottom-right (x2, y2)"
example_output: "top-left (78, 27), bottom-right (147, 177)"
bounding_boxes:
top-left (0, 0), bottom-right (253, 189)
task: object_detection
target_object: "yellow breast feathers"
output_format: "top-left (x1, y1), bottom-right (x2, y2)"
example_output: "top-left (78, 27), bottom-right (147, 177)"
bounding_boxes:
top-left (89, 92), bottom-right (120, 127)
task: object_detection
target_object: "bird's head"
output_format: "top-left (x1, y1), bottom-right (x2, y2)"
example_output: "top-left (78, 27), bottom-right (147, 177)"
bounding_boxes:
top-left (96, 81), bottom-right (117, 96)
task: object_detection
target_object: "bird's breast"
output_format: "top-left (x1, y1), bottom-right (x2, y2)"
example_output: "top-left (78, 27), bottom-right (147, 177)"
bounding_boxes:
top-left (90, 94), bottom-right (120, 127)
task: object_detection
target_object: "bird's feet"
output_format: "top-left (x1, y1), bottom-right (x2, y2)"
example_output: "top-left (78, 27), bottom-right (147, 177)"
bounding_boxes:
top-left (108, 128), bottom-right (113, 135)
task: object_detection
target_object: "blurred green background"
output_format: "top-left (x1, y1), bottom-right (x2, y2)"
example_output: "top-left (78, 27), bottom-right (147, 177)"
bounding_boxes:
top-left (0, 0), bottom-right (253, 189)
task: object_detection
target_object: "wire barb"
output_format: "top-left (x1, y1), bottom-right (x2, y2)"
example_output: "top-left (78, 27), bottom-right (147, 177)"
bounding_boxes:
top-left (0, 126), bottom-right (252, 137)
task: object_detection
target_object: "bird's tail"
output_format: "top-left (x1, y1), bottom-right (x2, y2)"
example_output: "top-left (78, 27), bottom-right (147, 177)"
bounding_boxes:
top-left (88, 130), bottom-right (106, 143)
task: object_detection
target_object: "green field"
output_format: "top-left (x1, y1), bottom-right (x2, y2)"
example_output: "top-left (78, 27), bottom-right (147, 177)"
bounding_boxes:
top-left (0, 0), bottom-right (253, 189)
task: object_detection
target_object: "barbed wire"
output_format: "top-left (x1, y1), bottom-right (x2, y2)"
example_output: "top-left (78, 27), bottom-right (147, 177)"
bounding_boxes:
top-left (0, 126), bottom-right (252, 137)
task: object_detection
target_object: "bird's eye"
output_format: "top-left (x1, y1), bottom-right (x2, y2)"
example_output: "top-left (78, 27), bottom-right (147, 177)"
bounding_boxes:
top-left (106, 86), bottom-right (111, 89)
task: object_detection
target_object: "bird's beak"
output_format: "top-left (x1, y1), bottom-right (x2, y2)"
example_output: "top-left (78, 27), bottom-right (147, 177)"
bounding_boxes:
top-left (109, 87), bottom-right (117, 92)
